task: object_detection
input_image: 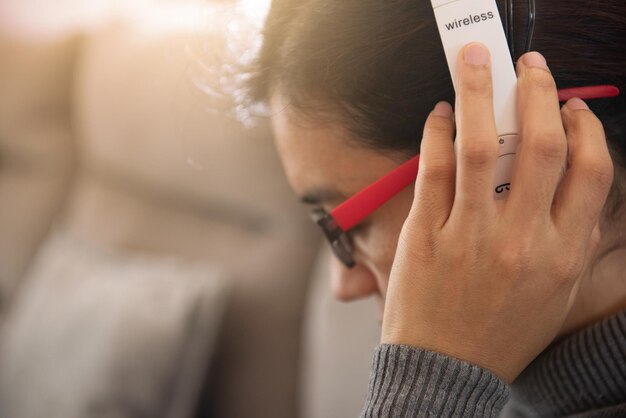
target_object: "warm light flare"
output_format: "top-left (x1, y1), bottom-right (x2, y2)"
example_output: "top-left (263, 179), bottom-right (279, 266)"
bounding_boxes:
top-left (0, 0), bottom-right (272, 38)
top-left (240, 0), bottom-right (272, 20)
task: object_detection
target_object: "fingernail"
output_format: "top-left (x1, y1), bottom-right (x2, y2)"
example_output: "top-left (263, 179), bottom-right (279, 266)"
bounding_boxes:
top-left (567, 97), bottom-right (590, 111)
top-left (522, 52), bottom-right (548, 70)
top-left (432, 101), bottom-right (453, 118)
top-left (464, 43), bottom-right (489, 65)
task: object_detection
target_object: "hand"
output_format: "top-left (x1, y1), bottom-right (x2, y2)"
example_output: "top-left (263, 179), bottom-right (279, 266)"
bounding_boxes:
top-left (381, 43), bottom-right (614, 384)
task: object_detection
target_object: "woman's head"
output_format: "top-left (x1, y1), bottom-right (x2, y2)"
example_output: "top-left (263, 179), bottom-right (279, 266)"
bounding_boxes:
top-left (251, 0), bottom-right (626, 306)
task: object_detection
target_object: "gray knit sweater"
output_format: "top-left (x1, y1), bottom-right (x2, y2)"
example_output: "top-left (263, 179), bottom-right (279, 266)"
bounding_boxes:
top-left (362, 311), bottom-right (626, 417)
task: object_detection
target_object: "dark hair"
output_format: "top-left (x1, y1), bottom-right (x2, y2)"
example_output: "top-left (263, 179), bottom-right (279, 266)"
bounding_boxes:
top-left (250, 0), bottom-right (626, 206)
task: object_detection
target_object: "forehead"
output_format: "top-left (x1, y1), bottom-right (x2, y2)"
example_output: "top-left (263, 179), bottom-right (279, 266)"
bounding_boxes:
top-left (269, 95), bottom-right (400, 202)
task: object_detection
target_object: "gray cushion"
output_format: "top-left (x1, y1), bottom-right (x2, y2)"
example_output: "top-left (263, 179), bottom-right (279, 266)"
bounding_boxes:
top-left (0, 230), bottom-right (229, 418)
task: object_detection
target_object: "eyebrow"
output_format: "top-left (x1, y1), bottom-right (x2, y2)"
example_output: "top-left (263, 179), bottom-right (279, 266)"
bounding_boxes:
top-left (299, 188), bottom-right (347, 206)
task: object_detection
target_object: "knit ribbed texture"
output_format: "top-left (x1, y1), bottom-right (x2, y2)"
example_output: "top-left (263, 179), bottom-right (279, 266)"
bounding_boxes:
top-left (507, 311), bottom-right (626, 417)
top-left (361, 345), bottom-right (510, 417)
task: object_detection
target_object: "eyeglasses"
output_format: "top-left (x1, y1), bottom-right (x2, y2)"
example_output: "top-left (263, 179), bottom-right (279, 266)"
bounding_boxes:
top-left (311, 1), bottom-right (621, 269)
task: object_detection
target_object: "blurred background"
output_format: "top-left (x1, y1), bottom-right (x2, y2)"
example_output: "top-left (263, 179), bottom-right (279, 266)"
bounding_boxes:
top-left (0, 1), bottom-right (381, 417)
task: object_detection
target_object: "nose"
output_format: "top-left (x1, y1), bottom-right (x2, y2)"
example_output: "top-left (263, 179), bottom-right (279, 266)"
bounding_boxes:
top-left (329, 257), bottom-right (379, 302)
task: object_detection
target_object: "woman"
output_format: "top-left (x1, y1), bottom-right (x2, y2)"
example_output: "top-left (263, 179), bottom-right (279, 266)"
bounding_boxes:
top-left (250, 0), bottom-right (626, 416)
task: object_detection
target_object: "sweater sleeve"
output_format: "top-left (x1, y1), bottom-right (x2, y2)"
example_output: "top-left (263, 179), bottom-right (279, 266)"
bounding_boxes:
top-left (361, 344), bottom-right (510, 417)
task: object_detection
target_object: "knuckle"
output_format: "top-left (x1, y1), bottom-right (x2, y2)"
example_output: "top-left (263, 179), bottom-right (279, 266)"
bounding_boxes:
top-left (526, 131), bottom-right (567, 163)
top-left (446, 244), bottom-right (472, 267)
top-left (552, 256), bottom-right (584, 285)
top-left (459, 140), bottom-right (498, 169)
top-left (419, 158), bottom-right (455, 183)
top-left (458, 69), bottom-right (493, 97)
top-left (457, 194), bottom-right (486, 215)
top-left (496, 242), bottom-right (532, 273)
top-left (525, 67), bottom-right (557, 91)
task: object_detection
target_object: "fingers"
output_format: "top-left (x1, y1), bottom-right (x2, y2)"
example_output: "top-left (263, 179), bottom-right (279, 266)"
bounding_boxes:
top-left (554, 98), bottom-right (613, 236)
top-left (413, 102), bottom-right (456, 230)
top-left (508, 52), bottom-right (568, 218)
top-left (452, 43), bottom-right (499, 218)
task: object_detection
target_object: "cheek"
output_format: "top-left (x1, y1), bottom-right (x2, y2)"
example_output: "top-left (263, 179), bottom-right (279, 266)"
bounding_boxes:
top-left (355, 191), bottom-right (413, 294)
top-left (356, 224), bottom-right (403, 295)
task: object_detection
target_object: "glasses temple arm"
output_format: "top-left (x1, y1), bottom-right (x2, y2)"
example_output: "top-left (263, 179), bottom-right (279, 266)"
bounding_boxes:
top-left (558, 85), bottom-right (620, 102)
top-left (330, 155), bottom-right (420, 231)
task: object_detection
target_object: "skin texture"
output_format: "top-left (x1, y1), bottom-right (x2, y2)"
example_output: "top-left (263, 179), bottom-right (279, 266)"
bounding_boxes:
top-left (271, 96), bottom-right (407, 313)
top-left (271, 45), bottom-right (621, 383)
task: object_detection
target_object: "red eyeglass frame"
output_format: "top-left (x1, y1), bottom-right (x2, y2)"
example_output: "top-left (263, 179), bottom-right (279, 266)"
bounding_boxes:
top-left (315, 85), bottom-right (620, 268)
